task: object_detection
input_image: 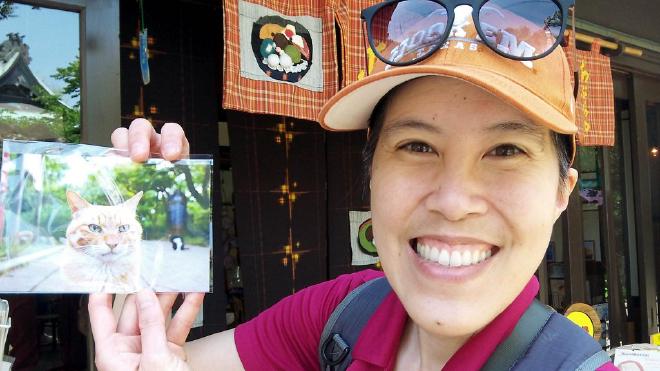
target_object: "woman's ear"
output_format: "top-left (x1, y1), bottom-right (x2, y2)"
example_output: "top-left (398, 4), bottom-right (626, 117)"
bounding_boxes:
top-left (555, 168), bottom-right (579, 218)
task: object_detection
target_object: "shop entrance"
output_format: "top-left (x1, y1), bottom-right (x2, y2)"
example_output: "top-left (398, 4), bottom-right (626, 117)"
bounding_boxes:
top-left (540, 104), bottom-right (638, 349)
top-left (540, 72), bottom-right (660, 349)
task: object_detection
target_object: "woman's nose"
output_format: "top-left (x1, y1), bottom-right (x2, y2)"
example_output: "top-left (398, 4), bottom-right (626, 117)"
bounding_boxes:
top-left (423, 168), bottom-right (488, 222)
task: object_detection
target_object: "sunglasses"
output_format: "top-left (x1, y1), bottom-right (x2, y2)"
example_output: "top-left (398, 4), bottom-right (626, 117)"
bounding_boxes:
top-left (361, 0), bottom-right (575, 66)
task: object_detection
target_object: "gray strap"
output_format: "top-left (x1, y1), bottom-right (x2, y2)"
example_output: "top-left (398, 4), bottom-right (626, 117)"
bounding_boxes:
top-left (318, 277), bottom-right (390, 370)
top-left (482, 300), bottom-right (553, 371)
top-left (575, 350), bottom-right (611, 371)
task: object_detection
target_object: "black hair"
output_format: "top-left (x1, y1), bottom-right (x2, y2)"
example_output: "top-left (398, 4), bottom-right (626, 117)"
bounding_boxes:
top-left (361, 85), bottom-right (573, 197)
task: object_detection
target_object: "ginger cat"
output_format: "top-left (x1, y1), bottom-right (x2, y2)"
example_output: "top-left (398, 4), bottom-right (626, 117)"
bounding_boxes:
top-left (60, 191), bottom-right (144, 292)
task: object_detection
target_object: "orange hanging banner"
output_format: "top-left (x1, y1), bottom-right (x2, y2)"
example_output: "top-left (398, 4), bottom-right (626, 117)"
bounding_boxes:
top-left (563, 32), bottom-right (616, 146)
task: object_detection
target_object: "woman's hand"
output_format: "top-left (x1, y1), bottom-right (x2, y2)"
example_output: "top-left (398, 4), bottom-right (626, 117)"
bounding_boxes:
top-left (112, 118), bottom-right (190, 162)
top-left (89, 120), bottom-right (202, 370)
top-left (88, 291), bottom-right (204, 371)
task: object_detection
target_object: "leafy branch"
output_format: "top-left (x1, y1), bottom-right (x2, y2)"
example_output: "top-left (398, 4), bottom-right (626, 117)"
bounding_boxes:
top-left (33, 57), bottom-right (81, 143)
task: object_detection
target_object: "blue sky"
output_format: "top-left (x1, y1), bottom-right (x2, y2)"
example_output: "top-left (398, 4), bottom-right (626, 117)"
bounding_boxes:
top-left (0, 3), bottom-right (79, 106)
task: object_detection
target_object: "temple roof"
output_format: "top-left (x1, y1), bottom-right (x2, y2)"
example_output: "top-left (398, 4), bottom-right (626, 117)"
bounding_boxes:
top-left (0, 33), bottom-right (54, 111)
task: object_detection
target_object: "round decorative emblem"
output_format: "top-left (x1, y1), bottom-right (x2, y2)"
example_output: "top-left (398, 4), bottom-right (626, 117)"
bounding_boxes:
top-left (251, 16), bottom-right (313, 83)
top-left (358, 218), bottom-right (377, 256)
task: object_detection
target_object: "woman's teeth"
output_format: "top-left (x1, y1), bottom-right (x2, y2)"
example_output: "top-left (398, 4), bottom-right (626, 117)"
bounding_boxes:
top-left (416, 243), bottom-right (492, 267)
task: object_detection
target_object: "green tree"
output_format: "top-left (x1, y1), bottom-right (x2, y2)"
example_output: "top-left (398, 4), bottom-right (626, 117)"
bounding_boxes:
top-left (110, 161), bottom-right (212, 245)
top-left (34, 57), bottom-right (81, 143)
top-left (0, 1), bottom-right (14, 20)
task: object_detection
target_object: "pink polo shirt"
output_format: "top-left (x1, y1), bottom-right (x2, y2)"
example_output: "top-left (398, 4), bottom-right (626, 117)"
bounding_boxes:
top-left (234, 270), bottom-right (616, 370)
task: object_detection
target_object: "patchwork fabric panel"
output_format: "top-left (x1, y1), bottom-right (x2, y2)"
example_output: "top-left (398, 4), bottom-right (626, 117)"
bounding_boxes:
top-left (223, 0), bottom-right (338, 121)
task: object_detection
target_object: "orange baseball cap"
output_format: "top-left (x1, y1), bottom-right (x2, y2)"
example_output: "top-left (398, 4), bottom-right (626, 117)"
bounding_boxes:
top-left (318, 12), bottom-right (578, 153)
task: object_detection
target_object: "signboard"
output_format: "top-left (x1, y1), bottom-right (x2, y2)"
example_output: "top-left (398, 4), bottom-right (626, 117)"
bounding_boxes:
top-left (565, 303), bottom-right (602, 340)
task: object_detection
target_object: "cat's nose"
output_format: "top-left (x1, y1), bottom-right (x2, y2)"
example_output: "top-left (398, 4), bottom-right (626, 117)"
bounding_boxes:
top-left (107, 243), bottom-right (118, 250)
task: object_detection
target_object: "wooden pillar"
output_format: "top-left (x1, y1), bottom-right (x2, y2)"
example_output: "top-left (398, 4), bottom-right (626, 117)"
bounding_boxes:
top-left (564, 187), bottom-right (587, 304)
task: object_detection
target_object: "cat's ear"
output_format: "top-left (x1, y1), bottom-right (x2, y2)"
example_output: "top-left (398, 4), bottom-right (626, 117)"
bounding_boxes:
top-left (66, 191), bottom-right (91, 213)
top-left (123, 191), bottom-right (143, 212)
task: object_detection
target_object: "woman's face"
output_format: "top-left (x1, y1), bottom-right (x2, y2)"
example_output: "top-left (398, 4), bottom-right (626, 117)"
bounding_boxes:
top-left (370, 76), bottom-right (577, 338)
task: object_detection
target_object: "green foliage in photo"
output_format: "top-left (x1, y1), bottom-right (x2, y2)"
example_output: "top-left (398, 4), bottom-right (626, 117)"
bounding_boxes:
top-left (3, 154), bottom-right (212, 256)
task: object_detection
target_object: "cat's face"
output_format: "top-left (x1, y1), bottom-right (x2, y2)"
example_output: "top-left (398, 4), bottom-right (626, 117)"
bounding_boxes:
top-left (65, 191), bottom-right (143, 262)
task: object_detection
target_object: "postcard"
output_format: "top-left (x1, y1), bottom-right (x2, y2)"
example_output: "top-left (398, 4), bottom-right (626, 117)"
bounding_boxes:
top-left (0, 140), bottom-right (212, 293)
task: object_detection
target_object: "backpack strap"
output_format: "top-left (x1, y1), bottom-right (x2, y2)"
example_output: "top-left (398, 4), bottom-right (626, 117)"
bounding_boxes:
top-left (575, 350), bottom-right (611, 371)
top-left (318, 276), bottom-right (392, 371)
top-left (511, 307), bottom-right (611, 371)
top-left (485, 299), bottom-right (610, 371)
top-left (320, 282), bottom-right (609, 371)
top-left (482, 300), bottom-right (553, 371)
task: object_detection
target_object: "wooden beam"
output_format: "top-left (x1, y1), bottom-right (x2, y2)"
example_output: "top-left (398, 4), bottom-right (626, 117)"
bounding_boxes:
top-left (566, 31), bottom-right (644, 57)
top-left (571, 17), bottom-right (660, 55)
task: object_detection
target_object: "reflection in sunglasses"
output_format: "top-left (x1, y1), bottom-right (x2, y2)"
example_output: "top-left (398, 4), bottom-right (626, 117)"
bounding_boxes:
top-left (480, 22), bottom-right (537, 58)
top-left (389, 22), bottom-right (447, 65)
top-left (365, 0), bottom-right (569, 66)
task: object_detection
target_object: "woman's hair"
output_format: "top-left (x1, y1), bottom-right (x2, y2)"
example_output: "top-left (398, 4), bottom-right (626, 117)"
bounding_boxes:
top-left (361, 85), bottom-right (572, 196)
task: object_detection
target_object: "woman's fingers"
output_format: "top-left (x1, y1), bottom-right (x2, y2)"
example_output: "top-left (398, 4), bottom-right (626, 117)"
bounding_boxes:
top-left (115, 119), bottom-right (189, 162)
top-left (136, 290), bottom-right (170, 354)
top-left (167, 293), bottom-right (205, 346)
top-left (127, 118), bottom-right (160, 162)
top-left (160, 122), bottom-right (190, 161)
top-left (117, 293), bottom-right (178, 336)
top-left (116, 294), bottom-right (139, 335)
top-left (111, 127), bottom-right (129, 151)
top-left (88, 293), bottom-right (118, 341)
top-left (115, 334), bottom-right (142, 353)
top-left (157, 293), bottom-right (179, 319)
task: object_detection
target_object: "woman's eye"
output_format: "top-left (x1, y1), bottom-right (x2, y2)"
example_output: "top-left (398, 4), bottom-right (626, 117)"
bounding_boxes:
top-left (88, 224), bottom-right (102, 233)
top-left (118, 224), bottom-right (130, 233)
top-left (487, 144), bottom-right (524, 157)
top-left (402, 142), bottom-right (435, 154)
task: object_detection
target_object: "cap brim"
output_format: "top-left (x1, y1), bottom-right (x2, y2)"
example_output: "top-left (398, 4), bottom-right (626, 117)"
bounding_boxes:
top-left (318, 65), bottom-right (578, 136)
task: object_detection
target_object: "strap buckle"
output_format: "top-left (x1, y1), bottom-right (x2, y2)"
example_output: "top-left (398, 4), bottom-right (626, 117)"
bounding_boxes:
top-left (321, 333), bottom-right (350, 367)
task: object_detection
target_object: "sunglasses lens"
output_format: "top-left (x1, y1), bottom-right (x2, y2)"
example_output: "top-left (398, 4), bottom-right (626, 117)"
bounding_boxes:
top-left (478, 0), bottom-right (563, 59)
top-left (371, 0), bottom-right (449, 65)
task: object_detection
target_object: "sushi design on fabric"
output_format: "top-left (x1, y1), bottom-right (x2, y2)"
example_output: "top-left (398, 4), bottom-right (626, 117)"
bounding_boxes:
top-left (251, 16), bottom-right (313, 82)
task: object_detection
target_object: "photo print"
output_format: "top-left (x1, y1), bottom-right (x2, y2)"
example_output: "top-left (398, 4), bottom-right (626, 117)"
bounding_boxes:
top-left (0, 140), bottom-right (213, 293)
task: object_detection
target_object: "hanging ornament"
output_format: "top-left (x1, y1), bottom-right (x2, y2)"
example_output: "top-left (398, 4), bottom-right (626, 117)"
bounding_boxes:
top-left (138, 0), bottom-right (150, 85)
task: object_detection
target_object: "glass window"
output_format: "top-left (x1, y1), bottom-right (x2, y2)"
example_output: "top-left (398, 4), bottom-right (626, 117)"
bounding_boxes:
top-left (646, 96), bottom-right (660, 343)
top-left (611, 100), bottom-right (640, 346)
top-left (0, 4), bottom-right (85, 370)
top-left (0, 3), bottom-right (80, 146)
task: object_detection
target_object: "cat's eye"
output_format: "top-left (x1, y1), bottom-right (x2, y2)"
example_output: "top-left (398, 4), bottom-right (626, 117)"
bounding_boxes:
top-left (88, 224), bottom-right (102, 233)
top-left (118, 224), bottom-right (130, 233)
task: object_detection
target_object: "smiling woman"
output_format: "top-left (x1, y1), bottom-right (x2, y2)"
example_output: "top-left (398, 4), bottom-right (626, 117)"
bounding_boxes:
top-left (369, 76), bottom-right (571, 347)
top-left (88, 1), bottom-right (617, 370)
